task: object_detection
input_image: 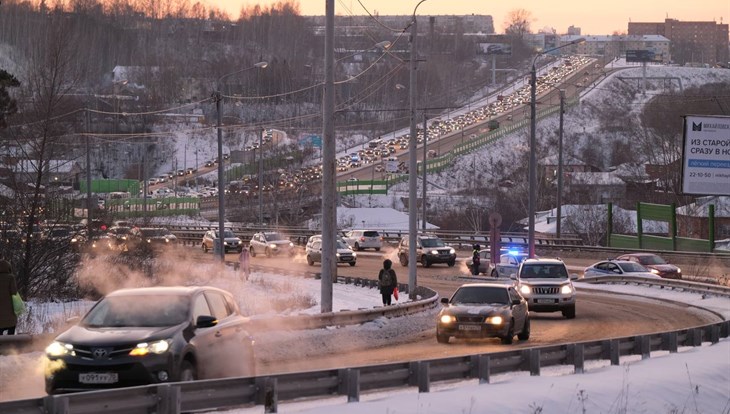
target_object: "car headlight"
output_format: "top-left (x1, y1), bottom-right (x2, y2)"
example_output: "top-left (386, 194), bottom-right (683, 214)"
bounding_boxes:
top-left (46, 341), bottom-right (75, 357)
top-left (486, 316), bottom-right (503, 325)
top-left (676, 267), bottom-right (681, 274)
top-left (561, 284), bottom-right (573, 294)
top-left (223, 241), bottom-right (229, 246)
top-left (352, 252), bottom-right (357, 257)
top-left (121, 236), bottom-right (127, 240)
top-left (146, 239), bottom-right (151, 243)
top-left (71, 238), bottom-right (78, 242)
top-left (519, 284), bottom-right (531, 295)
top-left (440, 315), bottom-right (456, 324)
top-left (269, 243), bottom-right (277, 249)
top-left (336, 252), bottom-right (341, 257)
top-left (448, 248), bottom-right (455, 254)
top-left (430, 250), bottom-right (439, 255)
top-left (289, 242), bottom-right (294, 247)
top-left (649, 268), bottom-right (660, 275)
top-left (129, 339), bottom-right (170, 356)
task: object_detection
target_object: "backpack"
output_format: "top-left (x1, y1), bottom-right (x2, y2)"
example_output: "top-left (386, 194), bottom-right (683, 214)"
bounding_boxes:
top-left (381, 268), bottom-right (395, 287)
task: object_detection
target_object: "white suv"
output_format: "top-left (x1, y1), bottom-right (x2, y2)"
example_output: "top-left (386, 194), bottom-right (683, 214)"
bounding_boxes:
top-left (342, 230), bottom-right (382, 251)
top-left (249, 231), bottom-right (294, 257)
top-left (511, 258), bottom-right (578, 319)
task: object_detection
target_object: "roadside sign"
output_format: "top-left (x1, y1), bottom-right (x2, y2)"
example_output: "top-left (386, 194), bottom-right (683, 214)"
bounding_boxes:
top-left (681, 115), bottom-right (730, 196)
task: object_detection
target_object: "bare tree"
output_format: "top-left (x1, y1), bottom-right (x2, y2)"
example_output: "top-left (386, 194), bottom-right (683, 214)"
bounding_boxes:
top-left (504, 9), bottom-right (533, 39)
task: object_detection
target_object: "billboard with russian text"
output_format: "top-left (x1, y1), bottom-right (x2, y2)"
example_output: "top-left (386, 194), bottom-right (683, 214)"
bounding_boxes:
top-left (681, 115), bottom-right (730, 196)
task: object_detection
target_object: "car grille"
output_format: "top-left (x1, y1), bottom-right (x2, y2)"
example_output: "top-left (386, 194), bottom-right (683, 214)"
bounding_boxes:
top-left (73, 344), bottom-right (136, 360)
top-left (456, 316), bottom-right (484, 323)
top-left (531, 286), bottom-right (559, 295)
top-left (339, 255), bottom-right (354, 261)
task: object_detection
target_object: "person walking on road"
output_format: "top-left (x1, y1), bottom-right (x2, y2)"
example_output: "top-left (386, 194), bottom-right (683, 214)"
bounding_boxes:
top-left (378, 259), bottom-right (398, 306)
top-left (0, 259), bottom-right (18, 335)
top-left (471, 244), bottom-right (481, 275)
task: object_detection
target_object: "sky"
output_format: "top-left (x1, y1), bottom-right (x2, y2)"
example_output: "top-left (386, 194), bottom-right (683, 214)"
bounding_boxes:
top-left (214, 0), bottom-right (730, 35)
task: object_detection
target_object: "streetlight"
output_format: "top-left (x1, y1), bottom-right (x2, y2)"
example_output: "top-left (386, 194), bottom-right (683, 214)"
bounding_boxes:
top-left (408, 0), bottom-right (428, 300)
top-left (213, 61), bottom-right (267, 262)
top-left (527, 38), bottom-right (584, 257)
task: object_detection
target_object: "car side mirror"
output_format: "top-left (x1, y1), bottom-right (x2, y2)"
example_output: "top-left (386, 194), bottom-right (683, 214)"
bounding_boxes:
top-left (512, 299), bottom-right (521, 306)
top-left (196, 315), bottom-right (218, 328)
top-left (570, 273), bottom-right (579, 280)
top-left (440, 297), bottom-right (449, 304)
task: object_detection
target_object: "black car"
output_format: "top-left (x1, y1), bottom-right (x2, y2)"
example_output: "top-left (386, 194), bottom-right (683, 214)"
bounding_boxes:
top-left (128, 227), bottom-right (178, 250)
top-left (44, 286), bottom-right (256, 394)
top-left (436, 283), bottom-right (530, 345)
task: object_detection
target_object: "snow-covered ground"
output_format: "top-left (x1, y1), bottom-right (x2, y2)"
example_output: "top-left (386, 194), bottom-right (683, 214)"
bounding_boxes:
top-left (2, 265), bottom-right (729, 413)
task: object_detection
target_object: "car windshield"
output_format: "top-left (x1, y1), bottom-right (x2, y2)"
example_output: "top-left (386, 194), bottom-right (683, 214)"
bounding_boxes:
top-left (520, 264), bottom-right (568, 279)
top-left (222, 230), bottom-right (236, 238)
top-left (421, 238), bottom-right (445, 248)
top-left (49, 229), bottom-right (70, 237)
top-left (637, 255), bottom-right (667, 265)
top-left (619, 262), bottom-right (649, 273)
top-left (265, 232), bottom-right (286, 241)
top-left (82, 295), bottom-right (190, 327)
top-left (336, 240), bottom-right (349, 249)
top-left (451, 287), bottom-right (509, 305)
top-left (141, 228), bottom-right (169, 237)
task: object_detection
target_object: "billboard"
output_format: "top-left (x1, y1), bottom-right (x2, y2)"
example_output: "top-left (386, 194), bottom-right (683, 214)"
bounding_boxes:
top-left (479, 43), bottom-right (512, 56)
top-left (626, 49), bottom-right (661, 63)
top-left (681, 115), bottom-right (730, 196)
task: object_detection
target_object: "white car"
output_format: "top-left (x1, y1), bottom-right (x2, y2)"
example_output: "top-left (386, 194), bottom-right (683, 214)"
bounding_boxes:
top-left (306, 239), bottom-right (356, 266)
top-left (249, 231), bottom-right (295, 257)
top-left (583, 260), bottom-right (661, 279)
top-left (342, 230), bottom-right (382, 251)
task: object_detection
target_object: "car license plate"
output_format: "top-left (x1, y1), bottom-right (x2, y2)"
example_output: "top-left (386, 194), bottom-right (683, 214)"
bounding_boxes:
top-left (79, 373), bottom-right (118, 384)
top-left (458, 325), bottom-right (481, 331)
top-left (535, 299), bottom-right (555, 304)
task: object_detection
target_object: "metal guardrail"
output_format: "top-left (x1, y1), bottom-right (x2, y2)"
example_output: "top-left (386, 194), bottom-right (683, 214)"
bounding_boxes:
top-left (578, 275), bottom-right (730, 298)
top-left (3, 318), bottom-right (728, 414)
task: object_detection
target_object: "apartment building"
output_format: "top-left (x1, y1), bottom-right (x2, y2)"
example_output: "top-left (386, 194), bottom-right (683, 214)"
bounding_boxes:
top-left (628, 19), bottom-right (729, 65)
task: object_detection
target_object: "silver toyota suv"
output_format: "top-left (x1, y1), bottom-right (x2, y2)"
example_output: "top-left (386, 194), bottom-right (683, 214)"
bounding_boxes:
top-left (510, 258), bottom-right (578, 319)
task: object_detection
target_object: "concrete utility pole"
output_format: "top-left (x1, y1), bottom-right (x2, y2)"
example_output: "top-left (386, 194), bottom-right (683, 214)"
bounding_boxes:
top-left (320, 0), bottom-right (335, 313)
top-left (408, 1), bottom-right (427, 300)
top-left (85, 110), bottom-right (92, 237)
top-left (421, 113), bottom-right (427, 231)
top-left (556, 89), bottom-right (565, 238)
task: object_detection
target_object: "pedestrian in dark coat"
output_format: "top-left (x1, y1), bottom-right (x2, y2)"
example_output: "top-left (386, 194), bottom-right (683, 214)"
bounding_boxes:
top-left (378, 259), bottom-right (398, 306)
top-left (0, 259), bottom-right (18, 335)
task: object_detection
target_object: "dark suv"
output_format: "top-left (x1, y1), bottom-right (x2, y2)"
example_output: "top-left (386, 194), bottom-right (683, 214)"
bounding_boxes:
top-left (398, 234), bottom-right (456, 268)
top-left (44, 286), bottom-right (256, 394)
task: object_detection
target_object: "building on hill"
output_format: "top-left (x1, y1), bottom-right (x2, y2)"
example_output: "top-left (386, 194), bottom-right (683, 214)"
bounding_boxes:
top-left (676, 196), bottom-right (730, 240)
top-left (560, 34), bottom-right (671, 62)
top-left (628, 18), bottom-right (729, 66)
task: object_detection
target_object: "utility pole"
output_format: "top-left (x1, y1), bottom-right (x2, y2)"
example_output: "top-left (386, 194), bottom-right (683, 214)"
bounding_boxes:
top-left (407, 4), bottom-right (421, 300)
top-left (320, 0), bottom-right (335, 313)
top-left (85, 110), bottom-right (92, 237)
top-left (556, 90), bottom-right (565, 238)
top-left (258, 129), bottom-right (264, 225)
top-left (421, 113), bottom-right (427, 231)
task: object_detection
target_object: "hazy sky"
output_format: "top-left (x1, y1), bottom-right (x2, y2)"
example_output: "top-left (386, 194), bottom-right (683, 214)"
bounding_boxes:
top-left (214, 0), bottom-right (729, 35)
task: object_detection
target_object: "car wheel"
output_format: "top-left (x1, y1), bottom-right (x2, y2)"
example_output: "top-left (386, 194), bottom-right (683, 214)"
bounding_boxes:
top-left (307, 255), bottom-right (314, 266)
top-left (265, 247), bottom-right (271, 257)
top-left (202, 243), bottom-right (208, 253)
top-left (399, 254), bottom-right (408, 266)
top-left (562, 305), bottom-right (576, 319)
top-left (421, 255), bottom-right (431, 268)
top-left (500, 322), bottom-right (515, 345)
top-left (349, 261), bottom-right (356, 267)
top-left (491, 269), bottom-right (498, 278)
top-left (179, 360), bottom-right (197, 381)
top-left (375, 247), bottom-right (381, 251)
top-left (354, 242), bottom-right (361, 251)
top-left (249, 247), bottom-right (256, 257)
top-left (447, 260), bottom-right (455, 267)
top-left (517, 316), bottom-right (531, 341)
top-left (436, 333), bottom-right (450, 344)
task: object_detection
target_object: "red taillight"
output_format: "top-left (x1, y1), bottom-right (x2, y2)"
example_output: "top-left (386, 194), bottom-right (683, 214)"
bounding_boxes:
top-left (360, 236), bottom-right (365, 241)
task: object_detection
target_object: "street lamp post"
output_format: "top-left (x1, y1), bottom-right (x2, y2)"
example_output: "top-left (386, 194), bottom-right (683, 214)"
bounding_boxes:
top-left (214, 61), bottom-right (267, 262)
top-left (528, 38), bottom-right (584, 258)
top-left (408, 0), bottom-right (428, 300)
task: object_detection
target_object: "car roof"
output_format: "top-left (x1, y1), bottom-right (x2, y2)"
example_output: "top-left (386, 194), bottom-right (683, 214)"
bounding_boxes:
top-left (458, 283), bottom-right (510, 289)
top-left (522, 258), bottom-right (564, 264)
top-left (619, 253), bottom-right (656, 257)
top-left (106, 286), bottom-right (225, 297)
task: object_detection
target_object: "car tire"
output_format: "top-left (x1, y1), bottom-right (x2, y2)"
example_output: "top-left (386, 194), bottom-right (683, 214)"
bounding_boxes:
top-left (517, 316), bottom-right (530, 341)
top-left (249, 247), bottom-right (256, 257)
top-left (202, 243), bottom-right (208, 253)
top-left (447, 260), bottom-right (455, 267)
top-left (562, 305), bottom-right (576, 319)
top-left (354, 242), bottom-right (361, 251)
top-left (179, 360), bottom-right (197, 381)
top-left (307, 256), bottom-right (314, 266)
top-left (375, 247), bottom-right (381, 251)
top-left (349, 262), bottom-right (356, 267)
top-left (421, 256), bottom-right (431, 268)
top-left (436, 333), bottom-right (449, 344)
top-left (500, 322), bottom-right (515, 345)
top-left (399, 254), bottom-right (408, 267)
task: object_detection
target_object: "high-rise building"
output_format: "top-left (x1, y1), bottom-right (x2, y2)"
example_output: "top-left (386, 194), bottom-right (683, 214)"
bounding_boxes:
top-left (628, 19), bottom-right (729, 65)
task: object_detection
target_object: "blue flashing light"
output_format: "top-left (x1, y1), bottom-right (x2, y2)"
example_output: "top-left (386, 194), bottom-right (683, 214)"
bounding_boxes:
top-left (508, 249), bottom-right (520, 256)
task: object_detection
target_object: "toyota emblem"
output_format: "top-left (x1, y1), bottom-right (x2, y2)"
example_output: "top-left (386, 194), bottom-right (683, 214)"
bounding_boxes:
top-left (92, 348), bottom-right (108, 359)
